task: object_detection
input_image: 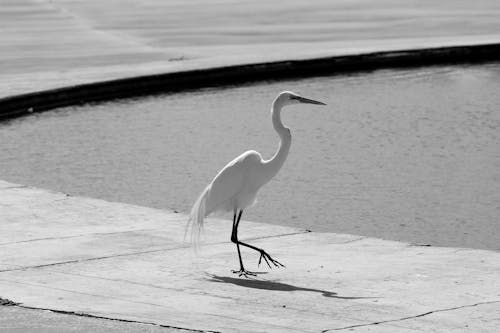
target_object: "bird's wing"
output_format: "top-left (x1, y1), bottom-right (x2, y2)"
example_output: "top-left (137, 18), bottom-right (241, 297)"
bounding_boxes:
top-left (205, 150), bottom-right (261, 214)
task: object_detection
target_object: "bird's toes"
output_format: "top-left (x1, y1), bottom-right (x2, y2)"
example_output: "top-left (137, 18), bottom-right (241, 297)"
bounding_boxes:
top-left (267, 255), bottom-right (284, 268)
top-left (232, 269), bottom-right (257, 277)
top-left (275, 261), bottom-right (285, 268)
top-left (258, 251), bottom-right (272, 267)
top-left (240, 271), bottom-right (257, 278)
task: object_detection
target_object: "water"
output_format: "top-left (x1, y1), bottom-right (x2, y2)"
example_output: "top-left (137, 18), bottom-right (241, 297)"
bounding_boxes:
top-left (1, 64), bottom-right (499, 251)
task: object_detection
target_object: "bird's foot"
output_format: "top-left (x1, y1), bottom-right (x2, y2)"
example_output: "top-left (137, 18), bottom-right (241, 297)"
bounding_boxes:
top-left (231, 268), bottom-right (258, 278)
top-left (258, 250), bottom-right (285, 269)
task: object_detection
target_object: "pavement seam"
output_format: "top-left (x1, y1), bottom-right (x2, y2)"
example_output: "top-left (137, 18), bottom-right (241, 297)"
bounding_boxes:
top-left (321, 300), bottom-right (500, 331)
top-left (0, 228), bottom-right (164, 246)
top-left (0, 278), bottom-right (220, 332)
top-left (334, 236), bottom-right (367, 245)
top-left (0, 277), bottom-right (182, 309)
top-left (0, 185), bottom-right (28, 190)
top-left (0, 230), bottom-right (312, 272)
top-left (232, 229), bottom-right (311, 242)
top-left (1, 279), bottom-right (314, 332)
top-left (7, 303), bottom-right (219, 333)
top-left (0, 279), bottom-right (310, 333)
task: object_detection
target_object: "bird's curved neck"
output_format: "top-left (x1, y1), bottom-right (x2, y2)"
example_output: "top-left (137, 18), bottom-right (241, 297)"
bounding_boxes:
top-left (263, 99), bottom-right (291, 181)
top-left (272, 99), bottom-right (288, 135)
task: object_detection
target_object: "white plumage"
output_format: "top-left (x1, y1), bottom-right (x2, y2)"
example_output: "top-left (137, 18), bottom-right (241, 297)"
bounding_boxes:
top-left (186, 151), bottom-right (263, 246)
top-left (186, 91), bottom-right (326, 277)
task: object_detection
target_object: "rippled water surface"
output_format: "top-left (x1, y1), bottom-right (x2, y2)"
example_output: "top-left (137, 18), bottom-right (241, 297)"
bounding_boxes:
top-left (1, 64), bottom-right (499, 250)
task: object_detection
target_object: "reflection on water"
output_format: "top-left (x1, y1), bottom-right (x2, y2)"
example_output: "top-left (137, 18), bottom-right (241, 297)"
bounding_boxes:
top-left (1, 64), bottom-right (499, 251)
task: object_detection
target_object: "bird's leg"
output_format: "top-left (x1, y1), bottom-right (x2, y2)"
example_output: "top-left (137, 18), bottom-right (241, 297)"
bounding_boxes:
top-left (231, 210), bottom-right (285, 271)
top-left (232, 210), bottom-right (246, 271)
top-left (236, 240), bottom-right (285, 269)
top-left (230, 210), bottom-right (257, 277)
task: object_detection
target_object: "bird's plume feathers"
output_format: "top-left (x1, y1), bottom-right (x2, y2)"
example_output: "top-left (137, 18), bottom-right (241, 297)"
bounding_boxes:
top-left (184, 184), bottom-right (210, 250)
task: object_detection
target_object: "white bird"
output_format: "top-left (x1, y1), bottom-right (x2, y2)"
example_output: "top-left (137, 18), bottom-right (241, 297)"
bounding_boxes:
top-left (186, 91), bottom-right (326, 277)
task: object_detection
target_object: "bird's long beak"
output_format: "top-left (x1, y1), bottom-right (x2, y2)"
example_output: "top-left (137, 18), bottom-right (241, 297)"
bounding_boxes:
top-left (294, 95), bottom-right (327, 105)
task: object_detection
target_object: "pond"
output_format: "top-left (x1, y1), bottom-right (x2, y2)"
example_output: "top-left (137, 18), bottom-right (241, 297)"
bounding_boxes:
top-left (1, 63), bottom-right (499, 251)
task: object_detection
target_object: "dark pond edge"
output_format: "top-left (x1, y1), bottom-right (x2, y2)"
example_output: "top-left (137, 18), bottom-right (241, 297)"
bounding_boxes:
top-left (1, 43), bottom-right (499, 120)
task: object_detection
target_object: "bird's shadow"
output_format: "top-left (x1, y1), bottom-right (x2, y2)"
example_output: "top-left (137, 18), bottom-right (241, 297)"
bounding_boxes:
top-left (205, 273), bottom-right (375, 299)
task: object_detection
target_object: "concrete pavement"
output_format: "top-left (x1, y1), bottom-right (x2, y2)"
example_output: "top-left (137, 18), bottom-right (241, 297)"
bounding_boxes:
top-left (1, 180), bottom-right (499, 332)
top-left (2, 1), bottom-right (500, 331)
top-left (2, 0), bottom-right (500, 98)
top-left (0, 305), bottom-right (179, 333)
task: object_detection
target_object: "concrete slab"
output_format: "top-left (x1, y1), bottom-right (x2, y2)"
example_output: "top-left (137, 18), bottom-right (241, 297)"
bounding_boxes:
top-left (1, 0), bottom-right (500, 98)
top-left (1, 180), bottom-right (499, 332)
top-left (0, 306), bottom-right (179, 333)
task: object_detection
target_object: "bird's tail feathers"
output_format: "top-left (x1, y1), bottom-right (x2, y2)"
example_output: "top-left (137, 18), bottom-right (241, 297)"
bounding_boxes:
top-left (184, 185), bottom-right (211, 250)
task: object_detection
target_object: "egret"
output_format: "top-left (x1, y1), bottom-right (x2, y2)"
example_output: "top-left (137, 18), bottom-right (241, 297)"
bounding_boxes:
top-left (186, 91), bottom-right (326, 277)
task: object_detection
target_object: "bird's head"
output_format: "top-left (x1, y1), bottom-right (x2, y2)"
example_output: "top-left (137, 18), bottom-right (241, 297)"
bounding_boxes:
top-left (274, 91), bottom-right (326, 108)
